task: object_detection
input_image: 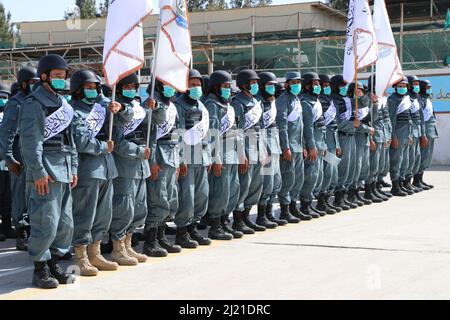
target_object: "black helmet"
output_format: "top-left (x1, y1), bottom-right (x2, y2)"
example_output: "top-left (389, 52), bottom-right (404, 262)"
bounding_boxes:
top-left (117, 73), bottom-right (139, 89)
top-left (70, 69), bottom-right (100, 94)
top-left (419, 79), bottom-right (431, 93)
top-left (202, 75), bottom-right (210, 92)
top-left (102, 84), bottom-right (112, 98)
top-left (37, 54), bottom-right (69, 77)
top-left (393, 76), bottom-right (408, 87)
top-left (330, 75), bottom-right (346, 91)
top-left (10, 82), bottom-right (19, 95)
top-left (407, 75), bottom-right (419, 86)
top-left (17, 66), bottom-right (37, 84)
top-left (209, 70), bottom-right (232, 88)
top-left (318, 74), bottom-right (331, 85)
top-left (236, 69), bottom-right (259, 87)
top-left (0, 83), bottom-right (11, 96)
top-left (285, 71), bottom-right (302, 81)
top-left (302, 72), bottom-right (320, 85)
top-left (189, 69), bottom-right (202, 80)
top-left (258, 72), bottom-right (277, 87)
top-left (275, 82), bottom-right (286, 98)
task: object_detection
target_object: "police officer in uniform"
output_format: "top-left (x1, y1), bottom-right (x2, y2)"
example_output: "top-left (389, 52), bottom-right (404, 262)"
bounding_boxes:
top-left (229, 69), bottom-right (263, 233)
top-left (331, 75), bottom-right (357, 210)
top-left (175, 69), bottom-right (212, 248)
top-left (0, 83), bottom-right (13, 242)
top-left (388, 77), bottom-right (412, 197)
top-left (1, 69), bottom-right (38, 248)
top-left (255, 72), bottom-right (283, 227)
top-left (315, 74), bottom-right (341, 213)
top-left (402, 75), bottom-right (425, 193)
top-left (144, 80), bottom-right (182, 256)
top-left (416, 79), bottom-right (437, 189)
top-left (19, 54), bottom-right (77, 288)
top-left (364, 75), bottom-right (387, 203)
top-left (377, 89), bottom-right (393, 192)
top-left (298, 72), bottom-right (326, 217)
top-left (276, 71), bottom-right (308, 223)
top-left (70, 69), bottom-right (130, 275)
top-left (205, 70), bottom-right (244, 240)
top-left (110, 73), bottom-right (160, 265)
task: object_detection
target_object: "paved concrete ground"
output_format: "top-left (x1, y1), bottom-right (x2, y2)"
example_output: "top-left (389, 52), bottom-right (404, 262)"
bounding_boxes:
top-left (1, 166), bottom-right (450, 300)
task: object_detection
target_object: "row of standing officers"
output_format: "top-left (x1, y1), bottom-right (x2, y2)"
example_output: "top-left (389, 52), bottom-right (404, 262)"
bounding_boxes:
top-left (0, 54), bottom-right (438, 289)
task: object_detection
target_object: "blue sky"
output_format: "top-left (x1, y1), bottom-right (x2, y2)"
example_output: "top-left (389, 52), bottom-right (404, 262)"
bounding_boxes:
top-left (1, 0), bottom-right (319, 23)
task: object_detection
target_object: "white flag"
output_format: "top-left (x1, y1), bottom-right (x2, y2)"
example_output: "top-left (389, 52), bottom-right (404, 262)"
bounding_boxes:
top-left (102, 0), bottom-right (153, 86)
top-left (154, 0), bottom-right (192, 92)
top-left (373, 0), bottom-right (403, 97)
top-left (343, 0), bottom-right (378, 84)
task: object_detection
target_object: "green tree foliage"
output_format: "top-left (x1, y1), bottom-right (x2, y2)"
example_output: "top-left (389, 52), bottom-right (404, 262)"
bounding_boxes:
top-left (0, 3), bottom-right (13, 44)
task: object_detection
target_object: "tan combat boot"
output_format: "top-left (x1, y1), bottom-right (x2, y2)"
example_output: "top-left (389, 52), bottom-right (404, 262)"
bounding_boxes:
top-left (110, 237), bottom-right (138, 266)
top-left (125, 233), bottom-right (147, 263)
top-left (87, 240), bottom-right (118, 271)
top-left (74, 245), bottom-right (99, 276)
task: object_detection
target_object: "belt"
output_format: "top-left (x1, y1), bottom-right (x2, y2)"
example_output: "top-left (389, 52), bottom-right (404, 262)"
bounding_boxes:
top-left (338, 132), bottom-right (354, 137)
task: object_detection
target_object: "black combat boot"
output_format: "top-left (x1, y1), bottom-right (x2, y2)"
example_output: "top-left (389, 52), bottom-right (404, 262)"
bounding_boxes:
top-left (265, 203), bottom-right (287, 226)
top-left (364, 183), bottom-right (382, 203)
top-left (379, 179), bottom-right (392, 188)
top-left (47, 256), bottom-right (76, 285)
top-left (324, 193), bottom-right (341, 213)
top-left (208, 218), bottom-right (233, 240)
top-left (356, 187), bottom-right (372, 205)
top-left (372, 182), bottom-right (389, 201)
top-left (391, 180), bottom-right (407, 197)
top-left (420, 173), bottom-right (434, 189)
top-left (164, 223), bottom-right (177, 235)
top-left (290, 201), bottom-right (314, 220)
top-left (187, 223), bottom-right (211, 245)
top-left (232, 211), bottom-right (255, 234)
top-left (175, 226), bottom-right (198, 249)
top-left (279, 204), bottom-right (300, 223)
top-left (221, 215), bottom-right (244, 238)
top-left (315, 193), bottom-right (336, 215)
top-left (143, 226), bottom-right (168, 257)
top-left (0, 213), bottom-right (17, 239)
top-left (333, 191), bottom-right (350, 211)
top-left (400, 179), bottom-right (414, 195)
top-left (197, 216), bottom-right (210, 230)
top-left (157, 225), bottom-right (181, 253)
top-left (346, 189), bottom-right (361, 208)
top-left (32, 261), bottom-right (59, 289)
top-left (376, 182), bottom-right (392, 198)
top-left (414, 174), bottom-right (429, 191)
top-left (255, 204), bottom-right (277, 229)
top-left (16, 227), bottom-right (28, 251)
top-left (0, 230), bottom-right (6, 241)
top-left (300, 201), bottom-right (319, 218)
top-left (242, 208), bottom-right (266, 232)
top-left (310, 200), bottom-right (327, 217)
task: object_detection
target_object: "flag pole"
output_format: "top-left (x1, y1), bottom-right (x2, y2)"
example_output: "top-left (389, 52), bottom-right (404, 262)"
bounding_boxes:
top-left (370, 64), bottom-right (374, 127)
top-left (353, 31), bottom-right (359, 128)
top-left (108, 85), bottom-right (116, 141)
top-left (146, 17), bottom-right (161, 147)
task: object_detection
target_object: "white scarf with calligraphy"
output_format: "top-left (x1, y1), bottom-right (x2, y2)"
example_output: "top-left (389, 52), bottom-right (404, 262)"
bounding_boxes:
top-left (157, 103), bottom-right (177, 140)
top-left (358, 106), bottom-right (369, 120)
top-left (220, 104), bottom-right (235, 136)
top-left (423, 99), bottom-right (434, 122)
top-left (396, 96), bottom-right (412, 115)
top-left (287, 99), bottom-right (302, 122)
top-left (123, 101), bottom-right (147, 136)
top-left (263, 101), bottom-right (277, 128)
top-left (324, 101), bottom-right (337, 126)
top-left (44, 99), bottom-right (74, 141)
top-left (312, 99), bottom-right (323, 123)
top-left (0, 112), bottom-right (3, 124)
top-left (183, 102), bottom-right (209, 146)
top-left (244, 101), bottom-right (262, 131)
top-left (410, 98), bottom-right (420, 113)
top-left (340, 97), bottom-right (353, 121)
top-left (85, 103), bottom-right (106, 139)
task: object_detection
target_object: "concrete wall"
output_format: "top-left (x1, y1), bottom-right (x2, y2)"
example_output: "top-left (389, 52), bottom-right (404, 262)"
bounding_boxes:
top-left (433, 114), bottom-right (449, 165)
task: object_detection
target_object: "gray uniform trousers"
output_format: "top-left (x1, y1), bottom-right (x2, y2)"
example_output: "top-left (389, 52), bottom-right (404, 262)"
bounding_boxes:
top-left (351, 133), bottom-right (370, 189)
top-left (336, 133), bottom-right (356, 192)
top-left (208, 164), bottom-right (240, 219)
top-left (389, 125), bottom-right (411, 181)
top-left (419, 138), bottom-right (435, 174)
top-left (278, 152), bottom-right (304, 205)
top-left (300, 155), bottom-right (322, 202)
